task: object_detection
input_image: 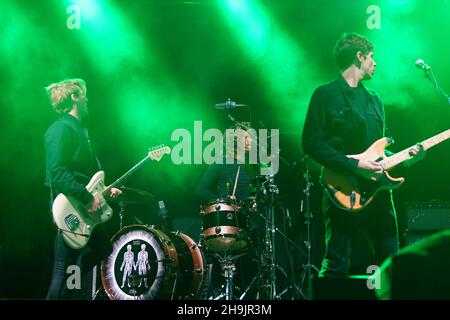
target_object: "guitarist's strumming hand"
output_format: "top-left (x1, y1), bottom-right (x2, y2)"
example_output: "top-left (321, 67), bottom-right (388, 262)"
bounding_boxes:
top-left (86, 188), bottom-right (122, 212)
top-left (87, 196), bottom-right (102, 212)
top-left (355, 159), bottom-right (384, 181)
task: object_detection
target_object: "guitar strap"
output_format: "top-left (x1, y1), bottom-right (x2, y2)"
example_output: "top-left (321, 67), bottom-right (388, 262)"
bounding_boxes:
top-left (48, 177), bottom-right (56, 224)
top-left (57, 227), bottom-right (89, 238)
top-left (83, 127), bottom-right (102, 171)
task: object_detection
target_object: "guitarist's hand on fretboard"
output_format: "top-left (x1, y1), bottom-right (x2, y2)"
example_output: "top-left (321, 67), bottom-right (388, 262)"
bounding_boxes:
top-left (109, 188), bottom-right (122, 198)
top-left (404, 144), bottom-right (426, 167)
top-left (102, 187), bottom-right (123, 201)
top-left (355, 159), bottom-right (384, 181)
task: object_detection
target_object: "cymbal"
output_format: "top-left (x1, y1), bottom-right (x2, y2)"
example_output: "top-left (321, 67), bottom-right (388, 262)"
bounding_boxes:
top-left (110, 187), bottom-right (155, 204)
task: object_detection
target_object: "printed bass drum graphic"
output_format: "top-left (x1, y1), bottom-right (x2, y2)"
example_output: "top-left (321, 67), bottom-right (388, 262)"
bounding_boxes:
top-left (101, 225), bottom-right (205, 300)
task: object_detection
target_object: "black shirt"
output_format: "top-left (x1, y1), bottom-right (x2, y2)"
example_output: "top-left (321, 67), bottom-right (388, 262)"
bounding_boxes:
top-left (302, 75), bottom-right (386, 175)
top-left (44, 114), bottom-right (100, 205)
top-left (195, 159), bottom-right (256, 203)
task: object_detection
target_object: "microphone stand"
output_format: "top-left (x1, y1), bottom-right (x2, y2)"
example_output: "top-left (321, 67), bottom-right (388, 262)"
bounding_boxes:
top-left (422, 67), bottom-right (450, 106)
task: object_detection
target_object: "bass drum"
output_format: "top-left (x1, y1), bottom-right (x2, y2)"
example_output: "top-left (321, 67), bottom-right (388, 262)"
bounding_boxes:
top-left (101, 225), bottom-right (205, 300)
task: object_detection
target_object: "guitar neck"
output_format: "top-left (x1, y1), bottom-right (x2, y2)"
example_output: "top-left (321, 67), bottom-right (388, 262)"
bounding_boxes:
top-left (421, 129), bottom-right (450, 151)
top-left (103, 155), bottom-right (150, 194)
top-left (381, 129), bottom-right (450, 170)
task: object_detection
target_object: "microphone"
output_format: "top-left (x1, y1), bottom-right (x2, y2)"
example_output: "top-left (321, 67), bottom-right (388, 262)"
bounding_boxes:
top-left (415, 59), bottom-right (431, 70)
top-left (214, 99), bottom-right (248, 109)
top-left (158, 200), bottom-right (173, 232)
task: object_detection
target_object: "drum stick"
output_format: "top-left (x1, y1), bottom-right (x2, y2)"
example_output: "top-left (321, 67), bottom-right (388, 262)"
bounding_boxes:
top-left (231, 166), bottom-right (240, 199)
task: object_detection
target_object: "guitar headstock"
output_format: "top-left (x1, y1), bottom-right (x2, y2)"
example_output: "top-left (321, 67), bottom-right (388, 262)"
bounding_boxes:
top-left (148, 145), bottom-right (171, 162)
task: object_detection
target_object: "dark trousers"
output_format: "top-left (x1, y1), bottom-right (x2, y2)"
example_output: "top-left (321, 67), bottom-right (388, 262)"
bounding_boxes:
top-left (319, 191), bottom-right (399, 277)
top-left (46, 228), bottom-right (112, 300)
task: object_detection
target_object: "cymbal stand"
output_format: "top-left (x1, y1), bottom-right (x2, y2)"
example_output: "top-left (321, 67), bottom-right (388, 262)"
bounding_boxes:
top-left (259, 173), bottom-right (279, 300)
top-left (298, 157), bottom-right (320, 299)
top-left (118, 201), bottom-right (126, 229)
top-left (211, 252), bottom-right (246, 300)
top-left (240, 174), bottom-right (308, 300)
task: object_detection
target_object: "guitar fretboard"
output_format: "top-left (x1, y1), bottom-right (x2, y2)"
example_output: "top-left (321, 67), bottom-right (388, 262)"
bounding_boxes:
top-left (421, 129), bottom-right (450, 151)
top-left (103, 156), bottom-right (150, 195)
top-left (381, 129), bottom-right (450, 170)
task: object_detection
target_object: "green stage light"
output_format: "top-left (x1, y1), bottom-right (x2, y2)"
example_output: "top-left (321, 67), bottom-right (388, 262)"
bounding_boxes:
top-left (218, 0), bottom-right (322, 130)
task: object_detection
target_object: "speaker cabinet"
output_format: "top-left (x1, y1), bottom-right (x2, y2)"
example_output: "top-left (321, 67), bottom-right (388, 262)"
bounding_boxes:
top-left (403, 201), bottom-right (450, 246)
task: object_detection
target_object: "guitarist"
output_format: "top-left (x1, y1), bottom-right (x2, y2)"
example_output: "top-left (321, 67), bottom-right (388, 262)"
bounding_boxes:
top-left (302, 33), bottom-right (425, 277)
top-left (44, 78), bottom-right (121, 299)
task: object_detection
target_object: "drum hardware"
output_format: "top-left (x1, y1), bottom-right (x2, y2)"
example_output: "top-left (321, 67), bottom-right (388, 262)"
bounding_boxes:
top-left (258, 173), bottom-right (280, 300)
top-left (247, 206), bottom-right (307, 295)
top-left (133, 216), bottom-right (145, 225)
top-left (238, 272), bottom-right (257, 300)
top-left (109, 187), bottom-right (154, 230)
top-left (240, 173), bottom-right (308, 300)
top-left (298, 156), bottom-right (320, 300)
top-left (92, 286), bottom-right (103, 300)
top-left (109, 187), bottom-right (155, 205)
top-left (210, 252), bottom-right (247, 300)
top-left (158, 200), bottom-right (173, 232)
top-left (118, 201), bottom-right (126, 230)
top-left (170, 274), bottom-right (179, 300)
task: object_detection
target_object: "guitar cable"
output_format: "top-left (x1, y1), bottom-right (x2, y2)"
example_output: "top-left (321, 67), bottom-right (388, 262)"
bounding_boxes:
top-left (57, 227), bottom-right (89, 238)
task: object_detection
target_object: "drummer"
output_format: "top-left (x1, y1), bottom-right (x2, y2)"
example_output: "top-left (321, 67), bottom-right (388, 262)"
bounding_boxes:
top-left (195, 123), bottom-right (258, 204)
top-left (195, 123), bottom-right (261, 299)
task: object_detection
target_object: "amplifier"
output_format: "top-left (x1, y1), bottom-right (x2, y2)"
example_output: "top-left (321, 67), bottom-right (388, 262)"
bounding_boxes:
top-left (404, 201), bottom-right (450, 231)
top-left (403, 233), bottom-right (429, 246)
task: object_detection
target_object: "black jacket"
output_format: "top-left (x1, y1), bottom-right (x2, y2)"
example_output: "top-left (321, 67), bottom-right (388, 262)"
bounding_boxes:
top-left (195, 160), bottom-right (256, 203)
top-left (45, 114), bottom-right (100, 205)
top-left (302, 76), bottom-right (386, 175)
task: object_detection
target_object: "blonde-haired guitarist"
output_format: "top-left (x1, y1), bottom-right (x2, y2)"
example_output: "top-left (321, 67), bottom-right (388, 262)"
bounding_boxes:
top-left (44, 78), bottom-right (121, 299)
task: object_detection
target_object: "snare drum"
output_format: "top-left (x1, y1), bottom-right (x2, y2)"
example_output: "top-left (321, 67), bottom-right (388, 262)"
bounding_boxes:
top-left (101, 225), bottom-right (205, 300)
top-left (200, 199), bottom-right (248, 253)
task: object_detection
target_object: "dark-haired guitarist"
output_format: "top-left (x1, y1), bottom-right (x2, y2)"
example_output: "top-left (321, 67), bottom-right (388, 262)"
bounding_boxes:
top-left (302, 33), bottom-right (425, 277)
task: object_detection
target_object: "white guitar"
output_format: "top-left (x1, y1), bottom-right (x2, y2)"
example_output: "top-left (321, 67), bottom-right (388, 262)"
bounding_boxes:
top-left (52, 145), bottom-right (171, 249)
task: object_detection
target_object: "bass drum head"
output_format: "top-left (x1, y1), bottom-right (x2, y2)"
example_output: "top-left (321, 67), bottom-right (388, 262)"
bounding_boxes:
top-left (101, 225), bottom-right (174, 300)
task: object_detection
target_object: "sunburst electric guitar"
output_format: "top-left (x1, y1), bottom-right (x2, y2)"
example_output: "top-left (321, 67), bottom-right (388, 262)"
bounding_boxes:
top-left (52, 145), bottom-right (171, 249)
top-left (322, 129), bottom-right (450, 212)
